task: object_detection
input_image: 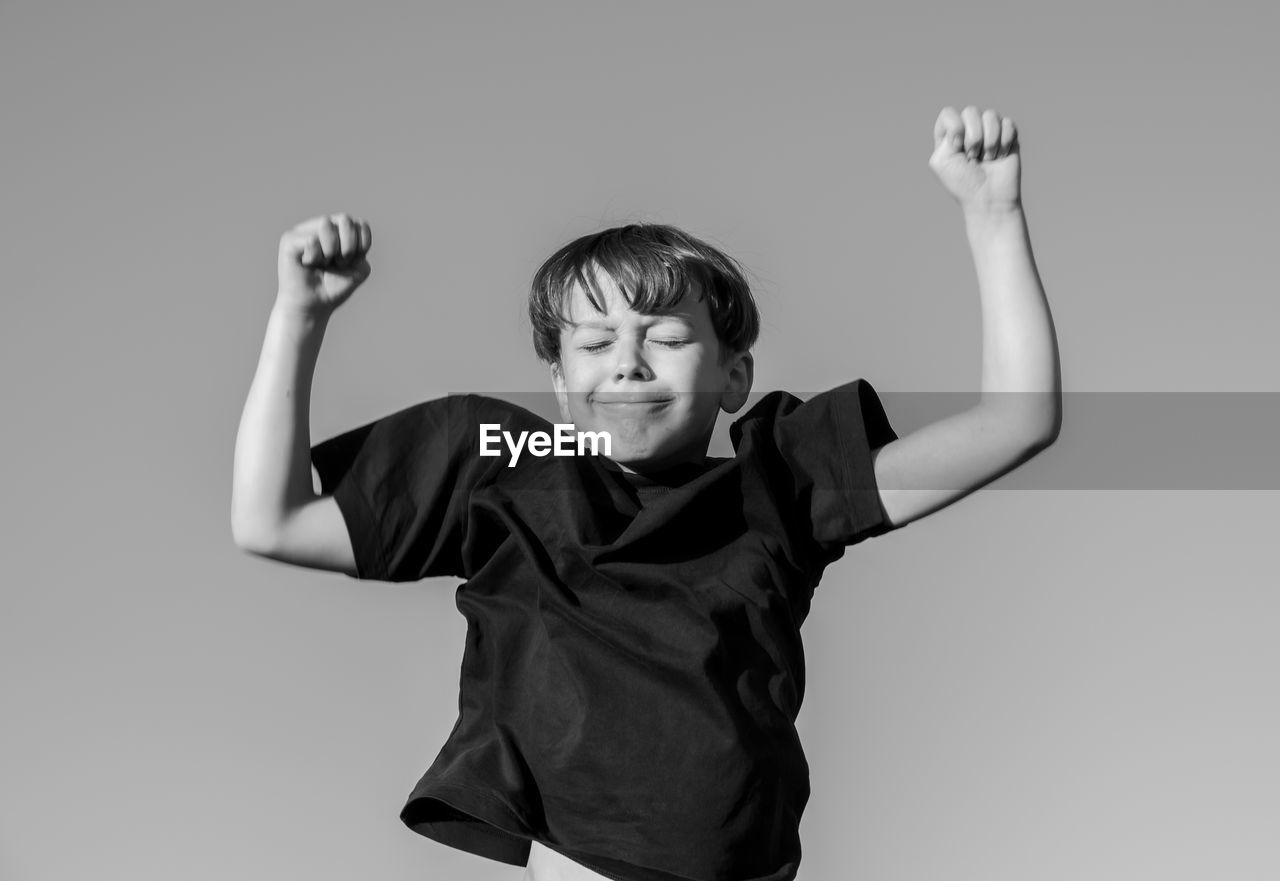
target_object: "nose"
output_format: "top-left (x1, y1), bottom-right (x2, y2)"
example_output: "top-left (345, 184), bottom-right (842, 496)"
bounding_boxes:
top-left (612, 336), bottom-right (653, 382)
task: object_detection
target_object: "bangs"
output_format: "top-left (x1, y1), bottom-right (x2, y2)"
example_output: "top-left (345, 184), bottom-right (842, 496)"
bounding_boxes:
top-left (566, 240), bottom-right (707, 319)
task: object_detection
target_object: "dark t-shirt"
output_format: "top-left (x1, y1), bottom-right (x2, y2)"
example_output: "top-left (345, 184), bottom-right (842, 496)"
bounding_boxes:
top-left (310, 380), bottom-right (903, 881)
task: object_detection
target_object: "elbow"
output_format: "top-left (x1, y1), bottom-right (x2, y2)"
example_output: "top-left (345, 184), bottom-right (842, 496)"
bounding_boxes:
top-left (1025, 417), bottom-right (1061, 453)
top-left (230, 510), bottom-right (280, 558)
top-left (982, 396), bottom-right (1062, 452)
top-left (1018, 394), bottom-right (1062, 451)
top-left (231, 525), bottom-right (271, 558)
top-left (1005, 409), bottom-right (1060, 458)
top-left (1038, 404), bottom-right (1063, 448)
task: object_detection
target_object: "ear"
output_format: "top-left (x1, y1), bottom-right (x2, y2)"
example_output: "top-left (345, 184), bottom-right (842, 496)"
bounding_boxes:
top-left (719, 351), bottom-right (754, 414)
top-left (550, 361), bottom-right (572, 422)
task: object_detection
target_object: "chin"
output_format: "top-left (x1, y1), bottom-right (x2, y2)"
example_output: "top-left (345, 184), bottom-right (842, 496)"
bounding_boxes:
top-left (604, 441), bottom-right (668, 466)
top-left (609, 446), bottom-right (662, 466)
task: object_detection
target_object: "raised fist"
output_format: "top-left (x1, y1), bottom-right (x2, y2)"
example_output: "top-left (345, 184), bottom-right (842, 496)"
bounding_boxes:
top-left (929, 106), bottom-right (1021, 213)
top-left (277, 213), bottom-right (372, 315)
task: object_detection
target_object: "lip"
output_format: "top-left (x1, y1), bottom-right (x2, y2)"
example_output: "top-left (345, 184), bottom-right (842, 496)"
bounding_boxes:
top-left (593, 398), bottom-right (673, 411)
top-left (592, 395), bottom-right (674, 405)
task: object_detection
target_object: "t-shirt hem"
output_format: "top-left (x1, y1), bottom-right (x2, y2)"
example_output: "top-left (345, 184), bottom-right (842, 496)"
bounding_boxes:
top-left (402, 780), bottom-right (733, 881)
top-left (401, 780), bottom-right (532, 866)
top-left (329, 468), bottom-right (390, 580)
top-left (832, 380), bottom-right (899, 541)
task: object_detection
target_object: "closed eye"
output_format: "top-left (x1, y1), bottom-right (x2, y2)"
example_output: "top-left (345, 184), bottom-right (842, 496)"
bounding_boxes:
top-left (579, 339), bottom-right (689, 353)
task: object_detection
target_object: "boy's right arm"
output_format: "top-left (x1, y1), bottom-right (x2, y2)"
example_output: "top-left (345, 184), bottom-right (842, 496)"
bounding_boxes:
top-left (231, 214), bottom-right (372, 575)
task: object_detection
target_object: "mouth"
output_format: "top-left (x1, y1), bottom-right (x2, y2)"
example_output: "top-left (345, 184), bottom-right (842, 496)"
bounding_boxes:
top-left (592, 394), bottom-right (674, 405)
top-left (593, 397), bottom-right (673, 414)
top-left (595, 400), bottom-right (671, 409)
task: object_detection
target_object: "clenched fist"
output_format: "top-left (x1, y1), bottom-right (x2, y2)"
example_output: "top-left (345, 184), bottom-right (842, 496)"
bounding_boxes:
top-left (277, 213), bottom-right (373, 316)
top-left (929, 106), bottom-right (1021, 214)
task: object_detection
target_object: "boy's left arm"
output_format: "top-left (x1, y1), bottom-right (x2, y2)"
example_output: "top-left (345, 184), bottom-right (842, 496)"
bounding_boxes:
top-left (871, 106), bottom-right (1062, 529)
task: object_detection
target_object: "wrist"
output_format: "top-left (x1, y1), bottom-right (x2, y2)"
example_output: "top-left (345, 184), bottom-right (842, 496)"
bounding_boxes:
top-left (268, 298), bottom-right (333, 350)
top-left (271, 294), bottom-right (334, 327)
top-left (963, 202), bottom-right (1025, 238)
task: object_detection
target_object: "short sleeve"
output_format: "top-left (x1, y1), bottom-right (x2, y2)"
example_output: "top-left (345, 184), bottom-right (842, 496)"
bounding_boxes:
top-left (310, 394), bottom-right (488, 582)
top-left (731, 379), bottom-right (902, 561)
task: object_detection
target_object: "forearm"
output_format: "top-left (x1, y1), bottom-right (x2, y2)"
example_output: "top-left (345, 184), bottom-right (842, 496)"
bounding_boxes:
top-left (964, 206), bottom-right (1062, 443)
top-left (231, 301), bottom-right (330, 548)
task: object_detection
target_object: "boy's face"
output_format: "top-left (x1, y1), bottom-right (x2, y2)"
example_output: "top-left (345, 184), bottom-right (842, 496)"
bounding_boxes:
top-left (550, 267), bottom-right (753, 473)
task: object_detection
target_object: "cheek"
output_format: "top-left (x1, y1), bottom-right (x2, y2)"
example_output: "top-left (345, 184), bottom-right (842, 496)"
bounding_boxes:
top-left (690, 356), bottom-right (727, 391)
top-left (558, 367), bottom-right (595, 411)
top-left (565, 363), bottom-right (602, 393)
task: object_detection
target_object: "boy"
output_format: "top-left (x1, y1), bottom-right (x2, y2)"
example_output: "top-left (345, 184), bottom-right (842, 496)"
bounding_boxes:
top-left (232, 105), bottom-right (1060, 881)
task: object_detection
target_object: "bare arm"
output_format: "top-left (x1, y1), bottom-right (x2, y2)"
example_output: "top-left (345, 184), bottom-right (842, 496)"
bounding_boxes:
top-left (231, 302), bottom-right (355, 573)
top-left (872, 107), bottom-right (1062, 529)
top-left (230, 213), bottom-right (372, 573)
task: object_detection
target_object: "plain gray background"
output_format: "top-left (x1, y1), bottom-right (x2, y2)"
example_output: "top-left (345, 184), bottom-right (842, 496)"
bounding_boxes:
top-left (2, 1), bottom-right (1276, 879)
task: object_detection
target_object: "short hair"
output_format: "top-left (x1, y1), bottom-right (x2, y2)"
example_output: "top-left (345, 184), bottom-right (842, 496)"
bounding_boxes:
top-left (528, 223), bottom-right (760, 366)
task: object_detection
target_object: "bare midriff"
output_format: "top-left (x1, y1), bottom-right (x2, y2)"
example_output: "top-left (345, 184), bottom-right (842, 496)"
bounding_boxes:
top-left (523, 840), bottom-right (617, 881)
